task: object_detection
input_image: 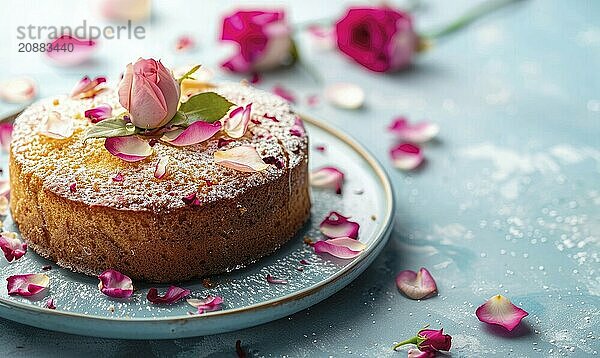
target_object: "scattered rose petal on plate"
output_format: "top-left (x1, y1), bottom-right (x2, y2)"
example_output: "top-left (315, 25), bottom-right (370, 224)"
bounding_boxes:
top-left (147, 286), bottom-right (190, 304)
top-left (407, 349), bottom-right (435, 358)
top-left (307, 94), bottom-right (319, 107)
top-left (313, 237), bottom-right (366, 259)
top-left (314, 144), bottom-right (326, 153)
top-left (105, 136), bottom-right (152, 162)
top-left (388, 117), bottom-right (439, 143)
top-left (45, 298), bottom-right (56, 310)
top-left (175, 35), bottom-right (195, 52)
top-left (476, 294), bottom-right (529, 331)
top-left (0, 123), bottom-right (13, 152)
top-left (266, 274), bottom-right (288, 284)
top-left (84, 104), bottom-right (113, 123)
top-left (0, 232), bottom-right (27, 262)
top-left (46, 35), bottom-right (96, 67)
top-left (98, 269), bottom-right (134, 299)
top-left (325, 83), bottom-right (365, 109)
top-left (0, 77), bottom-right (37, 103)
top-left (223, 103), bottom-right (252, 138)
top-left (187, 295), bottom-right (224, 314)
top-left (7, 273), bottom-right (49, 297)
top-left (396, 267), bottom-right (438, 300)
top-left (39, 111), bottom-right (74, 139)
top-left (310, 167), bottom-right (344, 194)
top-left (71, 76), bottom-right (107, 99)
top-left (272, 85), bottom-right (296, 103)
top-left (390, 143), bottom-right (424, 170)
top-left (154, 155), bottom-right (170, 179)
top-left (214, 145), bottom-right (269, 173)
top-left (320, 211), bottom-right (360, 239)
top-left (182, 192), bottom-right (201, 206)
top-left (69, 182), bottom-right (77, 193)
top-left (161, 121), bottom-right (222, 147)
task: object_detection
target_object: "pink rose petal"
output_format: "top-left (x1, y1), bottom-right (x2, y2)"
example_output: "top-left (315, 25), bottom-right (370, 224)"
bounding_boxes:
top-left (104, 136), bottom-right (152, 162)
top-left (0, 123), bottom-right (13, 152)
top-left (69, 182), bottom-right (77, 193)
top-left (388, 117), bottom-right (439, 143)
top-left (314, 144), bottom-right (326, 153)
top-left (408, 348), bottom-right (435, 358)
top-left (175, 35), bottom-right (195, 52)
top-left (182, 192), bottom-right (201, 206)
top-left (71, 76), bottom-right (107, 99)
top-left (161, 121), bottom-right (222, 147)
top-left (214, 145), bottom-right (269, 173)
top-left (307, 94), bottom-right (319, 107)
top-left (154, 155), bottom-right (170, 179)
top-left (39, 111), bottom-right (74, 139)
top-left (45, 35), bottom-right (96, 67)
top-left (45, 298), bottom-right (56, 310)
top-left (395, 267), bottom-right (438, 300)
top-left (7, 273), bottom-right (49, 297)
top-left (263, 113), bottom-right (279, 122)
top-left (390, 143), bottom-right (423, 170)
top-left (476, 294), bottom-right (529, 331)
top-left (0, 232), bottom-right (27, 262)
top-left (272, 85), bottom-right (296, 103)
top-left (320, 211), bottom-right (360, 239)
top-left (0, 77), bottom-right (37, 103)
top-left (217, 138), bottom-right (234, 148)
top-left (84, 104), bottom-right (113, 123)
top-left (187, 295), bottom-right (224, 314)
top-left (250, 72), bottom-right (261, 84)
top-left (289, 117), bottom-right (305, 137)
top-left (266, 274), bottom-right (288, 284)
top-left (98, 269), bottom-right (133, 299)
top-left (325, 83), bottom-right (365, 109)
top-left (223, 103), bottom-right (252, 139)
top-left (112, 172), bottom-right (124, 182)
top-left (310, 166), bottom-right (344, 194)
top-left (147, 286), bottom-right (190, 304)
top-left (313, 237), bottom-right (366, 259)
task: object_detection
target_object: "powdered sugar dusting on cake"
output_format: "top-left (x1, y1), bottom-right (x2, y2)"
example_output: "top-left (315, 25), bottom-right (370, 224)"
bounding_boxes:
top-left (10, 82), bottom-right (308, 212)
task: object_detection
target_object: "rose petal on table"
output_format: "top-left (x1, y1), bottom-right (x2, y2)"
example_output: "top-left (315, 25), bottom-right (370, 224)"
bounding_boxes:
top-left (45, 35), bottom-right (96, 67)
top-left (71, 76), bottom-right (107, 99)
top-left (0, 77), bottom-right (37, 103)
top-left (154, 155), bottom-right (170, 179)
top-left (407, 348), bottom-right (435, 358)
top-left (395, 267), bottom-right (438, 300)
top-left (390, 143), bottom-right (423, 170)
top-left (313, 237), bottom-right (366, 259)
top-left (39, 111), bottom-right (74, 139)
top-left (223, 103), bottom-right (252, 139)
top-left (319, 211), bottom-right (360, 239)
top-left (0, 123), bottom-right (13, 152)
top-left (175, 35), bottom-right (195, 52)
top-left (84, 104), bottom-right (113, 123)
top-left (266, 274), bottom-right (288, 284)
top-left (310, 166), bottom-right (344, 194)
top-left (45, 298), bottom-right (56, 310)
top-left (272, 85), bottom-right (296, 103)
top-left (161, 121), bottom-right (221, 147)
top-left (307, 24), bottom-right (334, 50)
top-left (147, 286), bottom-right (190, 304)
top-left (105, 136), bottom-right (152, 162)
top-left (325, 83), bottom-right (365, 109)
top-left (187, 295), bottom-right (224, 314)
top-left (0, 232), bottom-right (27, 262)
top-left (476, 294), bottom-right (529, 331)
top-left (7, 273), bottom-right (49, 297)
top-left (214, 145), bottom-right (269, 172)
top-left (388, 117), bottom-right (439, 143)
top-left (98, 269), bottom-right (133, 299)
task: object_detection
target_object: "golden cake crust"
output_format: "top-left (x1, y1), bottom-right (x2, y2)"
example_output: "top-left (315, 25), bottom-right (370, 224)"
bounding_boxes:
top-left (9, 83), bottom-right (310, 282)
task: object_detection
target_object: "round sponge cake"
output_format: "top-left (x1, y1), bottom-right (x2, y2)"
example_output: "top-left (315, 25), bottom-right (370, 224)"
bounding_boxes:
top-left (9, 82), bottom-right (310, 282)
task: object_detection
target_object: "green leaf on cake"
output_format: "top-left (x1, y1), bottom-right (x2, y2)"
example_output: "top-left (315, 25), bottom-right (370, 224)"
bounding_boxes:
top-left (178, 92), bottom-right (234, 124)
top-left (84, 118), bottom-right (139, 139)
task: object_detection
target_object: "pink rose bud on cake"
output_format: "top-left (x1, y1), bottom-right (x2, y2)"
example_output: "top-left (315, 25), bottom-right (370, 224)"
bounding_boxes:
top-left (335, 7), bottom-right (417, 72)
top-left (118, 58), bottom-right (180, 129)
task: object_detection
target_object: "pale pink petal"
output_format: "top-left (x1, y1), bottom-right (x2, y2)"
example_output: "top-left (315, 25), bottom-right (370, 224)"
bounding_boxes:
top-left (0, 123), bottom-right (13, 152)
top-left (187, 295), bottom-right (224, 314)
top-left (104, 136), bottom-right (152, 162)
top-left (396, 267), bottom-right (438, 300)
top-left (319, 211), bottom-right (360, 239)
top-left (325, 83), bottom-right (365, 109)
top-left (307, 24), bottom-right (334, 50)
top-left (223, 103), bottom-right (252, 139)
top-left (7, 273), bottom-right (49, 297)
top-left (84, 104), bottom-right (113, 123)
top-left (390, 143), bottom-right (423, 170)
top-left (175, 35), bottom-right (195, 52)
top-left (45, 35), bottom-right (97, 67)
top-left (388, 117), bottom-right (439, 143)
top-left (98, 269), bottom-right (133, 298)
top-left (154, 155), bottom-right (170, 179)
top-left (45, 298), bottom-right (56, 309)
top-left (408, 348), bottom-right (435, 358)
top-left (0, 232), bottom-right (27, 262)
top-left (272, 85), bottom-right (296, 103)
top-left (310, 166), bottom-right (344, 194)
top-left (71, 76), bottom-right (107, 98)
top-left (147, 286), bottom-right (190, 304)
top-left (160, 121), bottom-right (222, 147)
top-left (266, 274), bottom-right (288, 284)
top-left (476, 295), bottom-right (529, 331)
top-left (39, 111), bottom-right (74, 139)
top-left (0, 77), bottom-right (37, 103)
top-left (313, 237), bottom-right (366, 259)
top-left (307, 94), bottom-right (319, 107)
top-left (214, 145), bottom-right (269, 172)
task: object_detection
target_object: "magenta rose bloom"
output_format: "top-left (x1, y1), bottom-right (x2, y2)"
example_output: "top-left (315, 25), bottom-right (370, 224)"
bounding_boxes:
top-left (418, 328), bottom-right (452, 352)
top-left (335, 7), bottom-right (417, 72)
top-left (220, 10), bottom-right (293, 73)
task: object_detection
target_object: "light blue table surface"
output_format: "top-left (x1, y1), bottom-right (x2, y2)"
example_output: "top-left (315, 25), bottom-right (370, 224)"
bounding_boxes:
top-left (0, 0), bottom-right (598, 356)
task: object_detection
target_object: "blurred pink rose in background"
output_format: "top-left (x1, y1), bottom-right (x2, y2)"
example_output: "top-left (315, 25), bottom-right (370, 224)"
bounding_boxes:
top-left (220, 10), bottom-right (293, 73)
top-left (335, 7), bottom-right (417, 72)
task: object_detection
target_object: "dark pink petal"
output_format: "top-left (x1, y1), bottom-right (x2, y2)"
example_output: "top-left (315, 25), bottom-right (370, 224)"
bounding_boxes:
top-left (46, 35), bottom-right (96, 67)
top-left (175, 35), bottom-right (195, 52)
top-left (84, 104), bottom-right (113, 123)
top-left (0, 77), bottom-right (37, 103)
top-left (7, 274), bottom-right (49, 297)
top-left (266, 274), bottom-right (288, 284)
top-left (289, 117), bottom-right (305, 137)
top-left (388, 117), bottom-right (439, 143)
top-left (313, 237), bottom-right (366, 259)
top-left (71, 76), bottom-right (107, 98)
top-left (187, 295), bottom-right (224, 314)
top-left (314, 144), bottom-right (326, 153)
top-left (272, 85), bottom-right (296, 103)
top-left (182, 192), bottom-right (201, 206)
top-left (0, 123), bottom-right (13, 152)
top-left (98, 269), bottom-right (133, 299)
top-left (263, 113), bottom-right (279, 122)
top-left (395, 267), bottom-right (438, 300)
top-left (112, 172), bottom-right (124, 182)
top-left (69, 182), bottom-right (77, 193)
top-left (390, 143), bottom-right (423, 170)
top-left (250, 72), bottom-right (261, 84)
top-left (476, 295), bottom-right (529, 331)
top-left (161, 121), bottom-right (222, 147)
top-left (45, 298), bottom-right (56, 309)
top-left (325, 83), bottom-right (365, 109)
top-left (299, 259), bottom-right (310, 265)
top-left (223, 103), bottom-right (252, 138)
top-left (104, 136), bottom-right (152, 162)
top-left (217, 138), bottom-right (234, 148)
top-left (0, 232), bottom-right (27, 262)
top-left (214, 145), bottom-right (269, 172)
top-left (147, 286), bottom-right (191, 304)
top-left (319, 211), bottom-right (360, 239)
top-left (262, 156), bottom-right (284, 169)
top-left (310, 167), bottom-right (344, 194)
top-left (154, 156), bottom-right (170, 179)
top-left (39, 111), bottom-right (74, 139)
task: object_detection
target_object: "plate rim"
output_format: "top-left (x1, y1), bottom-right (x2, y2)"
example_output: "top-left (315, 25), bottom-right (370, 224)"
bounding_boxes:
top-left (0, 113), bottom-right (395, 324)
